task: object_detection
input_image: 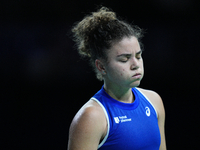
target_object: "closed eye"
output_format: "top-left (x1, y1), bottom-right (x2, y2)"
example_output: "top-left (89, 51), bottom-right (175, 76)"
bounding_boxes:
top-left (120, 56), bottom-right (131, 63)
top-left (117, 54), bottom-right (131, 63)
top-left (136, 51), bottom-right (142, 59)
top-left (120, 59), bottom-right (128, 62)
top-left (136, 55), bottom-right (142, 59)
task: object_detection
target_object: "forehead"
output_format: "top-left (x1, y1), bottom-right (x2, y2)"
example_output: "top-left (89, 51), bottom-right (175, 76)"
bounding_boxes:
top-left (109, 36), bottom-right (140, 55)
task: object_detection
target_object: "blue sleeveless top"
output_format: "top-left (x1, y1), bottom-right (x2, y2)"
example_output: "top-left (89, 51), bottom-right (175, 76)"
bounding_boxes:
top-left (91, 86), bottom-right (161, 150)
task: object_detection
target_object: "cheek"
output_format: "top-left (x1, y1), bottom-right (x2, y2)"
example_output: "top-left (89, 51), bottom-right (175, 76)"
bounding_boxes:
top-left (141, 63), bottom-right (144, 72)
top-left (110, 68), bottom-right (124, 78)
top-left (106, 63), bottom-right (126, 78)
top-left (120, 69), bottom-right (125, 76)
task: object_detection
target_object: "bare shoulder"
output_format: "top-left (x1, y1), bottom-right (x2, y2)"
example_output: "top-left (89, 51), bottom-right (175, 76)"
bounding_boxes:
top-left (71, 99), bottom-right (106, 124)
top-left (68, 99), bottom-right (107, 150)
top-left (137, 88), bottom-right (162, 102)
top-left (137, 88), bottom-right (165, 118)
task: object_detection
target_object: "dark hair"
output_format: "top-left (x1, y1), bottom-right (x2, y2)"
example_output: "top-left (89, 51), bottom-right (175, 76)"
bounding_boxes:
top-left (72, 7), bottom-right (143, 81)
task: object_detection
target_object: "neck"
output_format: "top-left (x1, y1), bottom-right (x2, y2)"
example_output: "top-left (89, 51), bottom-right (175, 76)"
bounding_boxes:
top-left (103, 83), bottom-right (134, 103)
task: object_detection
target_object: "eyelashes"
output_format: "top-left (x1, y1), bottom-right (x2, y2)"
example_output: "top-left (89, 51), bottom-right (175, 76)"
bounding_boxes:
top-left (119, 55), bottom-right (142, 63)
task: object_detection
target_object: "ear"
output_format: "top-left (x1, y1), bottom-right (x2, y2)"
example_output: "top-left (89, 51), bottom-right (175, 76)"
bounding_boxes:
top-left (95, 59), bottom-right (106, 74)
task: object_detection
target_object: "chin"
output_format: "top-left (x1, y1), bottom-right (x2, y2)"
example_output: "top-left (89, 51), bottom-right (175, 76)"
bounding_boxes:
top-left (129, 80), bottom-right (141, 88)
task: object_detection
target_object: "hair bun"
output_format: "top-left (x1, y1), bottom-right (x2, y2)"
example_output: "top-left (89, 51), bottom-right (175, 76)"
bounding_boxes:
top-left (93, 7), bottom-right (116, 23)
top-left (72, 7), bottom-right (117, 57)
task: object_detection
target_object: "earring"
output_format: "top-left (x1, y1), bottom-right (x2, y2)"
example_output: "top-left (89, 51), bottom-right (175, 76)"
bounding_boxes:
top-left (102, 71), bottom-right (106, 74)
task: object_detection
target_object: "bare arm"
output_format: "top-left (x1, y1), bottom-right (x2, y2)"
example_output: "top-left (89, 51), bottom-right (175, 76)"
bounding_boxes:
top-left (156, 94), bottom-right (166, 150)
top-left (68, 101), bottom-right (107, 150)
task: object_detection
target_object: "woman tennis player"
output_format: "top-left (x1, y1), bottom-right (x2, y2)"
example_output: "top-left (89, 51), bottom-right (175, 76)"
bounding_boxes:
top-left (68, 7), bottom-right (166, 150)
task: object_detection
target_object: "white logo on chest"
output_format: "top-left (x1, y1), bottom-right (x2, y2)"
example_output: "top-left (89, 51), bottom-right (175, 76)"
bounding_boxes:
top-left (145, 107), bottom-right (151, 117)
top-left (114, 115), bottom-right (132, 123)
top-left (114, 117), bottom-right (120, 123)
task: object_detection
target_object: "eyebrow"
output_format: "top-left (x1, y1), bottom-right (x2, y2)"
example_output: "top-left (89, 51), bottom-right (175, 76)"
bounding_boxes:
top-left (117, 50), bottom-right (142, 57)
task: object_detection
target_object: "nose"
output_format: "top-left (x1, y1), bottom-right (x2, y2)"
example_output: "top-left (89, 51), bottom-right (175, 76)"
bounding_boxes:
top-left (130, 58), bottom-right (139, 70)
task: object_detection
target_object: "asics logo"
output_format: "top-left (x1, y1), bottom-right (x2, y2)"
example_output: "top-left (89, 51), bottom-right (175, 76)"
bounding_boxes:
top-left (145, 107), bottom-right (150, 117)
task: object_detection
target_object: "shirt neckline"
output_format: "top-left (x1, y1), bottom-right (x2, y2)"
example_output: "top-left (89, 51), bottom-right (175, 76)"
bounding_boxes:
top-left (100, 86), bottom-right (140, 110)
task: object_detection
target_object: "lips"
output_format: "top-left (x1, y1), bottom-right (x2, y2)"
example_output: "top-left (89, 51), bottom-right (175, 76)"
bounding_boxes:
top-left (132, 73), bottom-right (142, 79)
top-left (133, 73), bottom-right (141, 77)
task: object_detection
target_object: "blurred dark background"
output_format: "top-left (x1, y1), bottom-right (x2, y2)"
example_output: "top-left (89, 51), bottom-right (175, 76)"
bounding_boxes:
top-left (1, 0), bottom-right (200, 149)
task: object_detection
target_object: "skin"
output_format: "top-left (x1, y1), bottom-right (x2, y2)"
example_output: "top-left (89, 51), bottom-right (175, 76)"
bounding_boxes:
top-left (68, 36), bottom-right (166, 150)
top-left (100, 36), bottom-right (144, 103)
